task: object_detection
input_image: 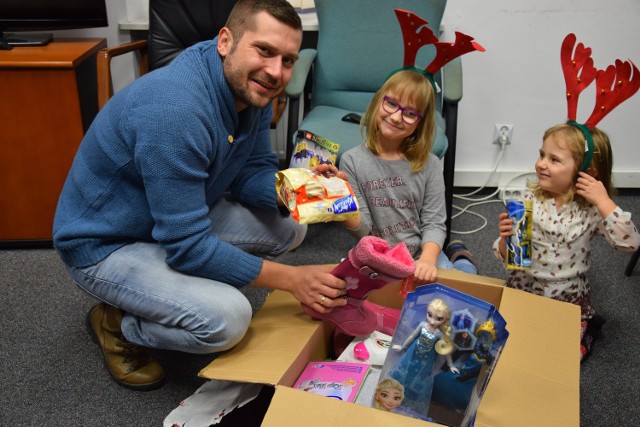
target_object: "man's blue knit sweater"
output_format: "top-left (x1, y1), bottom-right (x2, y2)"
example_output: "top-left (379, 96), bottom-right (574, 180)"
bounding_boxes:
top-left (53, 38), bottom-right (280, 288)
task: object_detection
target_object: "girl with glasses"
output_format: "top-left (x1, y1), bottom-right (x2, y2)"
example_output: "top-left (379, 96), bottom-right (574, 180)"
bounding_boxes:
top-left (340, 70), bottom-right (478, 284)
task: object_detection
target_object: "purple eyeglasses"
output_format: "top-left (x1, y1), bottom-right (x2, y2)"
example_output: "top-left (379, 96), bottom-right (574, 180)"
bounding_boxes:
top-left (381, 96), bottom-right (423, 124)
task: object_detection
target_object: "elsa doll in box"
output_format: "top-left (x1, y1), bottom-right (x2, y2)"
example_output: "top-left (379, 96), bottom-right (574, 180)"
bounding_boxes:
top-left (387, 298), bottom-right (459, 414)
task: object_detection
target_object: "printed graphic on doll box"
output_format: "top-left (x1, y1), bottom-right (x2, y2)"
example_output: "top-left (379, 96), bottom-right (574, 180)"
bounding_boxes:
top-left (293, 361), bottom-right (370, 402)
top-left (374, 283), bottom-right (509, 426)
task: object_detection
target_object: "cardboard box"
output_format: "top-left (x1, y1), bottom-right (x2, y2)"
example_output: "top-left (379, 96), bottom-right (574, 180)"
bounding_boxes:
top-left (199, 270), bottom-right (580, 426)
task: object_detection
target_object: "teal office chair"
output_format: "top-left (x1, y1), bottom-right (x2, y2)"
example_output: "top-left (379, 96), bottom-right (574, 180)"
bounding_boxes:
top-left (285, 0), bottom-right (465, 243)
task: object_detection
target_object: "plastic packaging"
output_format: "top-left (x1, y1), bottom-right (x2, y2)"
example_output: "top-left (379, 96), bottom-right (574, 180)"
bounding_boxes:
top-left (275, 168), bottom-right (359, 224)
top-left (505, 198), bottom-right (532, 269)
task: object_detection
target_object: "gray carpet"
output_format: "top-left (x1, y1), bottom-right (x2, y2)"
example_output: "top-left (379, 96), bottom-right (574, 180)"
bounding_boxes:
top-left (1, 189), bottom-right (638, 426)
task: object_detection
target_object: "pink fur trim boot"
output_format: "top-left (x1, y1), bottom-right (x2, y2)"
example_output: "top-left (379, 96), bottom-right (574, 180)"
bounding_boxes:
top-left (302, 236), bottom-right (415, 336)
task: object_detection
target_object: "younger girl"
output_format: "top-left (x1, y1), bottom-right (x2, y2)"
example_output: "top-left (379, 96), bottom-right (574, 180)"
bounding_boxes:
top-left (340, 70), bottom-right (478, 284)
top-left (494, 124), bottom-right (640, 360)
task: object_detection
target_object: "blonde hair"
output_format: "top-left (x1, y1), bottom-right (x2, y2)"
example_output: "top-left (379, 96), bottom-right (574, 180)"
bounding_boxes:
top-left (428, 298), bottom-right (454, 356)
top-left (532, 124), bottom-right (615, 206)
top-left (373, 377), bottom-right (405, 411)
top-left (360, 70), bottom-right (437, 172)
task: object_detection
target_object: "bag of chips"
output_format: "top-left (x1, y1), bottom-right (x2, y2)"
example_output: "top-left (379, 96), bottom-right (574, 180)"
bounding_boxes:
top-left (276, 168), bottom-right (359, 224)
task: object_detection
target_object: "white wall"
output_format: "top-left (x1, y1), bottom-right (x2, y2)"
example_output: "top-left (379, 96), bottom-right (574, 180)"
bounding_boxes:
top-left (442, 0), bottom-right (640, 188)
top-left (61, 0), bottom-right (640, 188)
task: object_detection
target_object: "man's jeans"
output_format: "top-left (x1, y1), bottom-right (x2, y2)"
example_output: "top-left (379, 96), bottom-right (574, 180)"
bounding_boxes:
top-left (66, 196), bottom-right (306, 354)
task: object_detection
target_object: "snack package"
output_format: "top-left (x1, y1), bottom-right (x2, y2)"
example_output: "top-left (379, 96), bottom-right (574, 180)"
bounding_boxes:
top-left (289, 130), bottom-right (340, 168)
top-left (276, 168), bottom-right (359, 224)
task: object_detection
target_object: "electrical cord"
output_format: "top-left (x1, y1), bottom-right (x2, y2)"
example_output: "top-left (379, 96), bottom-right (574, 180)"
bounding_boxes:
top-left (451, 199), bottom-right (506, 234)
top-left (450, 131), bottom-right (510, 235)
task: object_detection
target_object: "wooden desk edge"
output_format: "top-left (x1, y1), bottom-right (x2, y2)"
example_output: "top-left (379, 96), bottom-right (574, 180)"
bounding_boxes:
top-left (0, 38), bottom-right (107, 69)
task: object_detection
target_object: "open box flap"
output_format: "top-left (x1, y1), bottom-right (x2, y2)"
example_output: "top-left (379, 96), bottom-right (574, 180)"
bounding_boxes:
top-left (368, 269), bottom-right (506, 310)
top-left (198, 290), bottom-right (331, 386)
top-left (473, 287), bottom-right (580, 426)
top-left (263, 385), bottom-right (437, 426)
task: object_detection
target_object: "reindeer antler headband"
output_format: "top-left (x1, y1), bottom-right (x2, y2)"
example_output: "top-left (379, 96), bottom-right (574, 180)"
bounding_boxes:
top-left (390, 9), bottom-right (485, 90)
top-left (561, 33), bottom-right (640, 171)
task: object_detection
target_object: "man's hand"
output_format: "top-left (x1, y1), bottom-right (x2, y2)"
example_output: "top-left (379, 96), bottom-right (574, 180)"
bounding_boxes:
top-left (253, 262), bottom-right (347, 314)
top-left (288, 265), bottom-right (348, 313)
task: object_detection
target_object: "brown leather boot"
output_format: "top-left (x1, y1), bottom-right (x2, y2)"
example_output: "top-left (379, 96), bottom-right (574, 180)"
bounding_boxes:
top-left (86, 303), bottom-right (165, 390)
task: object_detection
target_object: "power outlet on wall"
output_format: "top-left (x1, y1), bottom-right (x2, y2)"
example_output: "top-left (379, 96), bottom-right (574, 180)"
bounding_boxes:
top-left (493, 124), bottom-right (514, 145)
top-left (498, 186), bottom-right (526, 201)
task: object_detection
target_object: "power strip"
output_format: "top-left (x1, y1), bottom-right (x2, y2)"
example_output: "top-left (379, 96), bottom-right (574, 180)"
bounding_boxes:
top-left (498, 186), bottom-right (526, 201)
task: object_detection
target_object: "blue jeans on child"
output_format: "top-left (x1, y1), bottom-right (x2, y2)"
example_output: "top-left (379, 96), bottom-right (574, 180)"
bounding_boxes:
top-left (436, 252), bottom-right (478, 275)
top-left (65, 195), bottom-right (307, 355)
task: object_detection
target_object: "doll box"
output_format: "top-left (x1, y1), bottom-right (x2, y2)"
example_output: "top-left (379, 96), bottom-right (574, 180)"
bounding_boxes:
top-left (375, 283), bottom-right (510, 425)
top-left (199, 269), bottom-right (580, 426)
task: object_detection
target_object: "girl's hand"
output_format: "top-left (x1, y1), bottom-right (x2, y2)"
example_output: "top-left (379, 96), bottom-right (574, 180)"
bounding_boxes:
top-left (575, 172), bottom-right (617, 218)
top-left (575, 172), bottom-right (608, 205)
top-left (498, 212), bottom-right (513, 238)
top-left (311, 164), bottom-right (348, 181)
top-left (497, 212), bottom-right (513, 259)
top-left (414, 259), bottom-right (438, 283)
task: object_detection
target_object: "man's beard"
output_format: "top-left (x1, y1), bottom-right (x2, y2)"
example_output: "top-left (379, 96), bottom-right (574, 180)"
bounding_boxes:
top-left (224, 57), bottom-right (277, 109)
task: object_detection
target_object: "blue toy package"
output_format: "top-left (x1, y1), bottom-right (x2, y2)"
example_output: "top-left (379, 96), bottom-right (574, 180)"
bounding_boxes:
top-left (505, 198), bottom-right (532, 270)
top-left (373, 284), bottom-right (509, 426)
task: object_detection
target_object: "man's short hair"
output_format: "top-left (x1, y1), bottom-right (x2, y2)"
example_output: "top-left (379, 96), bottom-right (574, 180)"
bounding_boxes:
top-left (226, 0), bottom-right (302, 40)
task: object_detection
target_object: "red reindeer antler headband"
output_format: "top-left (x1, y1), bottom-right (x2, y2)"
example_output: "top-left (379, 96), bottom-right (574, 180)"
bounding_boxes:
top-left (561, 33), bottom-right (640, 171)
top-left (391, 9), bottom-right (485, 89)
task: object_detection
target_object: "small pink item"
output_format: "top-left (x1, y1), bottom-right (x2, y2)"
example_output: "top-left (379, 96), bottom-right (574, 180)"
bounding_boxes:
top-left (353, 342), bottom-right (370, 361)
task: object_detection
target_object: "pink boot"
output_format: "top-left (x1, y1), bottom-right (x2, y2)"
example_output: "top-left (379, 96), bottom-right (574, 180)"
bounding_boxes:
top-left (362, 301), bottom-right (401, 336)
top-left (332, 302), bottom-right (401, 356)
top-left (302, 236), bottom-right (415, 336)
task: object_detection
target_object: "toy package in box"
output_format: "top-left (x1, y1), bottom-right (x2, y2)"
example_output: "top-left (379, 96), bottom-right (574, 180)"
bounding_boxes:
top-left (293, 361), bottom-right (370, 402)
top-left (505, 197), bottom-right (533, 270)
top-left (374, 283), bottom-right (509, 426)
top-left (289, 130), bottom-right (340, 168)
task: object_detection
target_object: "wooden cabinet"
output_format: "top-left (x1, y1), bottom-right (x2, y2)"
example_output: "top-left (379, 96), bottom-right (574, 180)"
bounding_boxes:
top-left (0, 38), bottom-right (106, 246)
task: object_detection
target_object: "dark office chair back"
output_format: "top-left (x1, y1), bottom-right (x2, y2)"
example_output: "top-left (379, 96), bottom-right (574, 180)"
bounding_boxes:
top-left (148, 0), bottom-right (237, 70)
